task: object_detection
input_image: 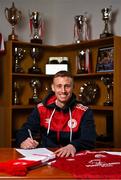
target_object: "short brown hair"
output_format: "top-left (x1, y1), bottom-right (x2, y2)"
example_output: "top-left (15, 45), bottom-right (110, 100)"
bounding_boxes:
top-left (53, 70), bottom-right (73, 79)
top-left (53, 71), bottom-right (74, 87)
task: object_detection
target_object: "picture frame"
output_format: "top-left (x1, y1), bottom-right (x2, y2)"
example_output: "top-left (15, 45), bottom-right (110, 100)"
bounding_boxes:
top-left (96, 46), bottom-right (114, 72)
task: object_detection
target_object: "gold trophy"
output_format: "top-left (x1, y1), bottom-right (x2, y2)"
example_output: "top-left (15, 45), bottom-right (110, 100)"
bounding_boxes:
top-left (5, 2), bottom-right (22, 41)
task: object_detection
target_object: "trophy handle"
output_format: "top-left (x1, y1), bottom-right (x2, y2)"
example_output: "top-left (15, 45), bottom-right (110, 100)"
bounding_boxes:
top-left (4, 8), bottom-right (9, 21)
top-left (17, 10), bottom-right (22, 21)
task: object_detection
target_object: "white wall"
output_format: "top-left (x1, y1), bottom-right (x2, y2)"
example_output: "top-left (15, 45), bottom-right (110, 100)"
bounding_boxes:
top-left (0, 0), bottom-right (121, 45)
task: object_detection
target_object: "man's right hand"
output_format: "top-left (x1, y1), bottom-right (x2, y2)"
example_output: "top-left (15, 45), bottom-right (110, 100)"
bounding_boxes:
top-left (20, 137), bottom-right (39, 149)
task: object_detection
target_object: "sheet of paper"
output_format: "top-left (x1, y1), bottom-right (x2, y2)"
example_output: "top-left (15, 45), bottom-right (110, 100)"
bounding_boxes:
top-left (16, 148), bottom-right (55, 162)
top-left (106, 151), bottom-right (121, 156)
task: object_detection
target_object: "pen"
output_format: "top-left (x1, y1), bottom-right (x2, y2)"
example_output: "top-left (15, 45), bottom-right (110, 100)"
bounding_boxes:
top-left (28, 129), bottom-right (33, 140)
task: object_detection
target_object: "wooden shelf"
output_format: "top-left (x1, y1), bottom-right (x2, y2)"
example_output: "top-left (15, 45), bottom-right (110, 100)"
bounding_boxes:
top-left (12, 105), bottom-right (35, 109)
top-left (90, 105), bottom-right (113, 111)
top-left (0, 36), bottom-right (121, 148)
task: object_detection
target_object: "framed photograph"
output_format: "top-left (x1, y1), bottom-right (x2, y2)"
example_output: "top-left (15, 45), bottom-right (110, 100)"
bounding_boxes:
top-left (96, 46), bottom-right (114, 72)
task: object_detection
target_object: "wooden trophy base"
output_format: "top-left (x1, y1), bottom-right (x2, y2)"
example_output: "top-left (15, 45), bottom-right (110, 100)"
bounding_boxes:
top-left (31, 39), bottom-right (42, 44)
top-left (8, 34), bottom-right (18, 41)
top-left (28, 66), bottom-right (42, 74)
top-left (100, 33), bottom-right (113, 39)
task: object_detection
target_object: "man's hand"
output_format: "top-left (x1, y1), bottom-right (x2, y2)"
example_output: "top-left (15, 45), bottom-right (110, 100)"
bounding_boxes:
top-left (54, 144), bottom-right (76, 157)
top-left (20, 137), bottom-right (39, 149)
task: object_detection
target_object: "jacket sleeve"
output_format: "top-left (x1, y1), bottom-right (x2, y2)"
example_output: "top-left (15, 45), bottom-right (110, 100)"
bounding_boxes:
top-left (70, 108), bottom-right (96, 151)
top-left (16, 107), bottom-right (40, 147)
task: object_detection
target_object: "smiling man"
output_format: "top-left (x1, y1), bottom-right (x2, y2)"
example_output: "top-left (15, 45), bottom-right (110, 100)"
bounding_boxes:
top-left (16, 70), bottom-right (96, 157)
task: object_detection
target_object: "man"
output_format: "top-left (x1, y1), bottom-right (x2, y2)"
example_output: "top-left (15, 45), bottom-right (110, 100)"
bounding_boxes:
top-left (16, 70), bottom-right (96, 157)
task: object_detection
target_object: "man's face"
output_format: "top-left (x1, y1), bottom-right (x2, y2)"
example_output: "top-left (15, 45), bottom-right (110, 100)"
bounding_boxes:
top-left (51, 76), bottom-right (73, 106)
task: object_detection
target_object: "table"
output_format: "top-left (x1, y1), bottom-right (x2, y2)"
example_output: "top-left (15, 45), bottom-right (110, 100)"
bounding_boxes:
top-left (0, 148), bottom-right (121, 179)
top-left (0, 148), bottom-right (74, 179)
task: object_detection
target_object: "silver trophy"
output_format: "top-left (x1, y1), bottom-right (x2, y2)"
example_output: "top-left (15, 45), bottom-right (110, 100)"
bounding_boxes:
top-left (29, 79), bottom-right (41, 104)
top-left (74, 13), bottom-right (89, 43)
top-left (5, 2), bottom-right (22, 41)
top-left (13, 47), bottom-right (26, 73)
top-left (12, 81), bottom-right (24, 105)
top-left (76, 50), bottom-right (88, 74)
top-left (29, 11), bottom-right (44, 43)
top-left (28, 47), bottom-right (43, 74)
top-left (101, 76), bottom-right (113, 106)
top-left (100, 6), bottom-right (113, 38)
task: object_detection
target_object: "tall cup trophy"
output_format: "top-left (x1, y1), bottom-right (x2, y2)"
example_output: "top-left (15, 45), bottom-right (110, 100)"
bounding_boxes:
top-left (28, 47), bottom-right (43, 74)
top-left (100, 6), bottom-right (113, 38)
top-left (12, 81), bottom-right (24, 105)
top-left (29, 11), bottom-right (44, 44)
top-left (5, 2), bottom-right (22, 41)
top-left (13, 47), bottom-right (26, 73)
top-left (74, 13), bottom-right (89, 43)
top-left (29, 79), bottom-right (41, 104)
top-left (101, 76), bottom-right (113, 106)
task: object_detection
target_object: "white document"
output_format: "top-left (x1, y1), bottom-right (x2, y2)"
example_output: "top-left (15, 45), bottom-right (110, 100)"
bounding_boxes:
top-left (16, 148), bottom-right (55, 162)
top-left (106, 151), bottom-right (121, 156)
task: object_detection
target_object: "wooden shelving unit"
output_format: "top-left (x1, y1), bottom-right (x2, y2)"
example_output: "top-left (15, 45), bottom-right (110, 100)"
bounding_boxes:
top-left (0, 36), bottom-right (121, 147)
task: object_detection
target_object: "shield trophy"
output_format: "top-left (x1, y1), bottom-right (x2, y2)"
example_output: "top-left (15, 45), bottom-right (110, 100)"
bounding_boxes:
top-left (29, 11), bottom-right (44, 44)
top-left (100, 6), bottom-right (113, 38)
top-left (5, 2), bottom-right (22, 41)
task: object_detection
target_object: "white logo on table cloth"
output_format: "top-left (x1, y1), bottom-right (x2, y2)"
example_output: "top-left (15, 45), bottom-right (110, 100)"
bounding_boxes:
top-left (86, 159), bottom-right (120, 167)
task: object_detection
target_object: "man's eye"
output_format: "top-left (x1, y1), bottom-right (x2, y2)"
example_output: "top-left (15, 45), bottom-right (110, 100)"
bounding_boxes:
top-left (56, 84), bottom-right (71, 88)
top-left (65, 85), bottom-right (71, 88)
top-left (57, 85), bottom-right (62, 88)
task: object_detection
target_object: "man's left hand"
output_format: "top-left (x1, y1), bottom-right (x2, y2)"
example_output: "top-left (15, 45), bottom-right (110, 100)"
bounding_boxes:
top-left (54, 144), bottom-right (76, 157)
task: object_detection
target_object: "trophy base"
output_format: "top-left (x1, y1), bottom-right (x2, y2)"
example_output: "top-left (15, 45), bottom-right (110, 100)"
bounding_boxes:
top-left (12, 99), bottom-right (20, 105)
top-left (104, 101), bottom-right (113, 106)
top-left (31, 39), bottom-right (42, 44)
top-left (28, 66), bottom-right (42, 74)
top-left (100, 33), bottom-right (113, 39)
top-left (77, 68), bottom-right (88, 74)
top-left (29, 98), bottom-right (40, 105)
top-left (8, 34), bottom-right (18, 41)
top-left (13, 67), bottom-right (24, 73)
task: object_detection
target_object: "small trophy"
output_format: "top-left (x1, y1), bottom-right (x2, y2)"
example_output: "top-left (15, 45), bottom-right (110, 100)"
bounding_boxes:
top-left (74, 13), bottom-right (89, 43)
top-left (12, 81), bottom-right (21, 105)
top-left (100, 6), bottom-right (113, 38)
top-left (13, 47), bottom-right (26, 73)
top-left (29, 79), bottom-right (41, 104)
top-left (5, 2), bottom-right (22, 41)
top-left (28, 47), bottom-right (43, 74)
top-left (101, 76), bottom-right (113, 106)
top-left (29, 11), bottom-right (44, 43)
top-left (76, 49), bottom-right (91, 74)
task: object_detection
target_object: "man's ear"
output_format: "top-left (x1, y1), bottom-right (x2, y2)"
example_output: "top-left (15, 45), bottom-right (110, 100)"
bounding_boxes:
top-left (51, 84), bottom-right (55, 92)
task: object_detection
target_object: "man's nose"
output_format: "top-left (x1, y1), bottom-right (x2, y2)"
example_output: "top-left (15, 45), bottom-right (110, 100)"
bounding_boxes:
top-left (61, 86), bottom-right (66, 92)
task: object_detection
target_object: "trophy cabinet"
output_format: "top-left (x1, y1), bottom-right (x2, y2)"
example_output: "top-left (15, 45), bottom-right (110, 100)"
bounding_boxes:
top-left (0, 36), bottom-right (121, 148)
